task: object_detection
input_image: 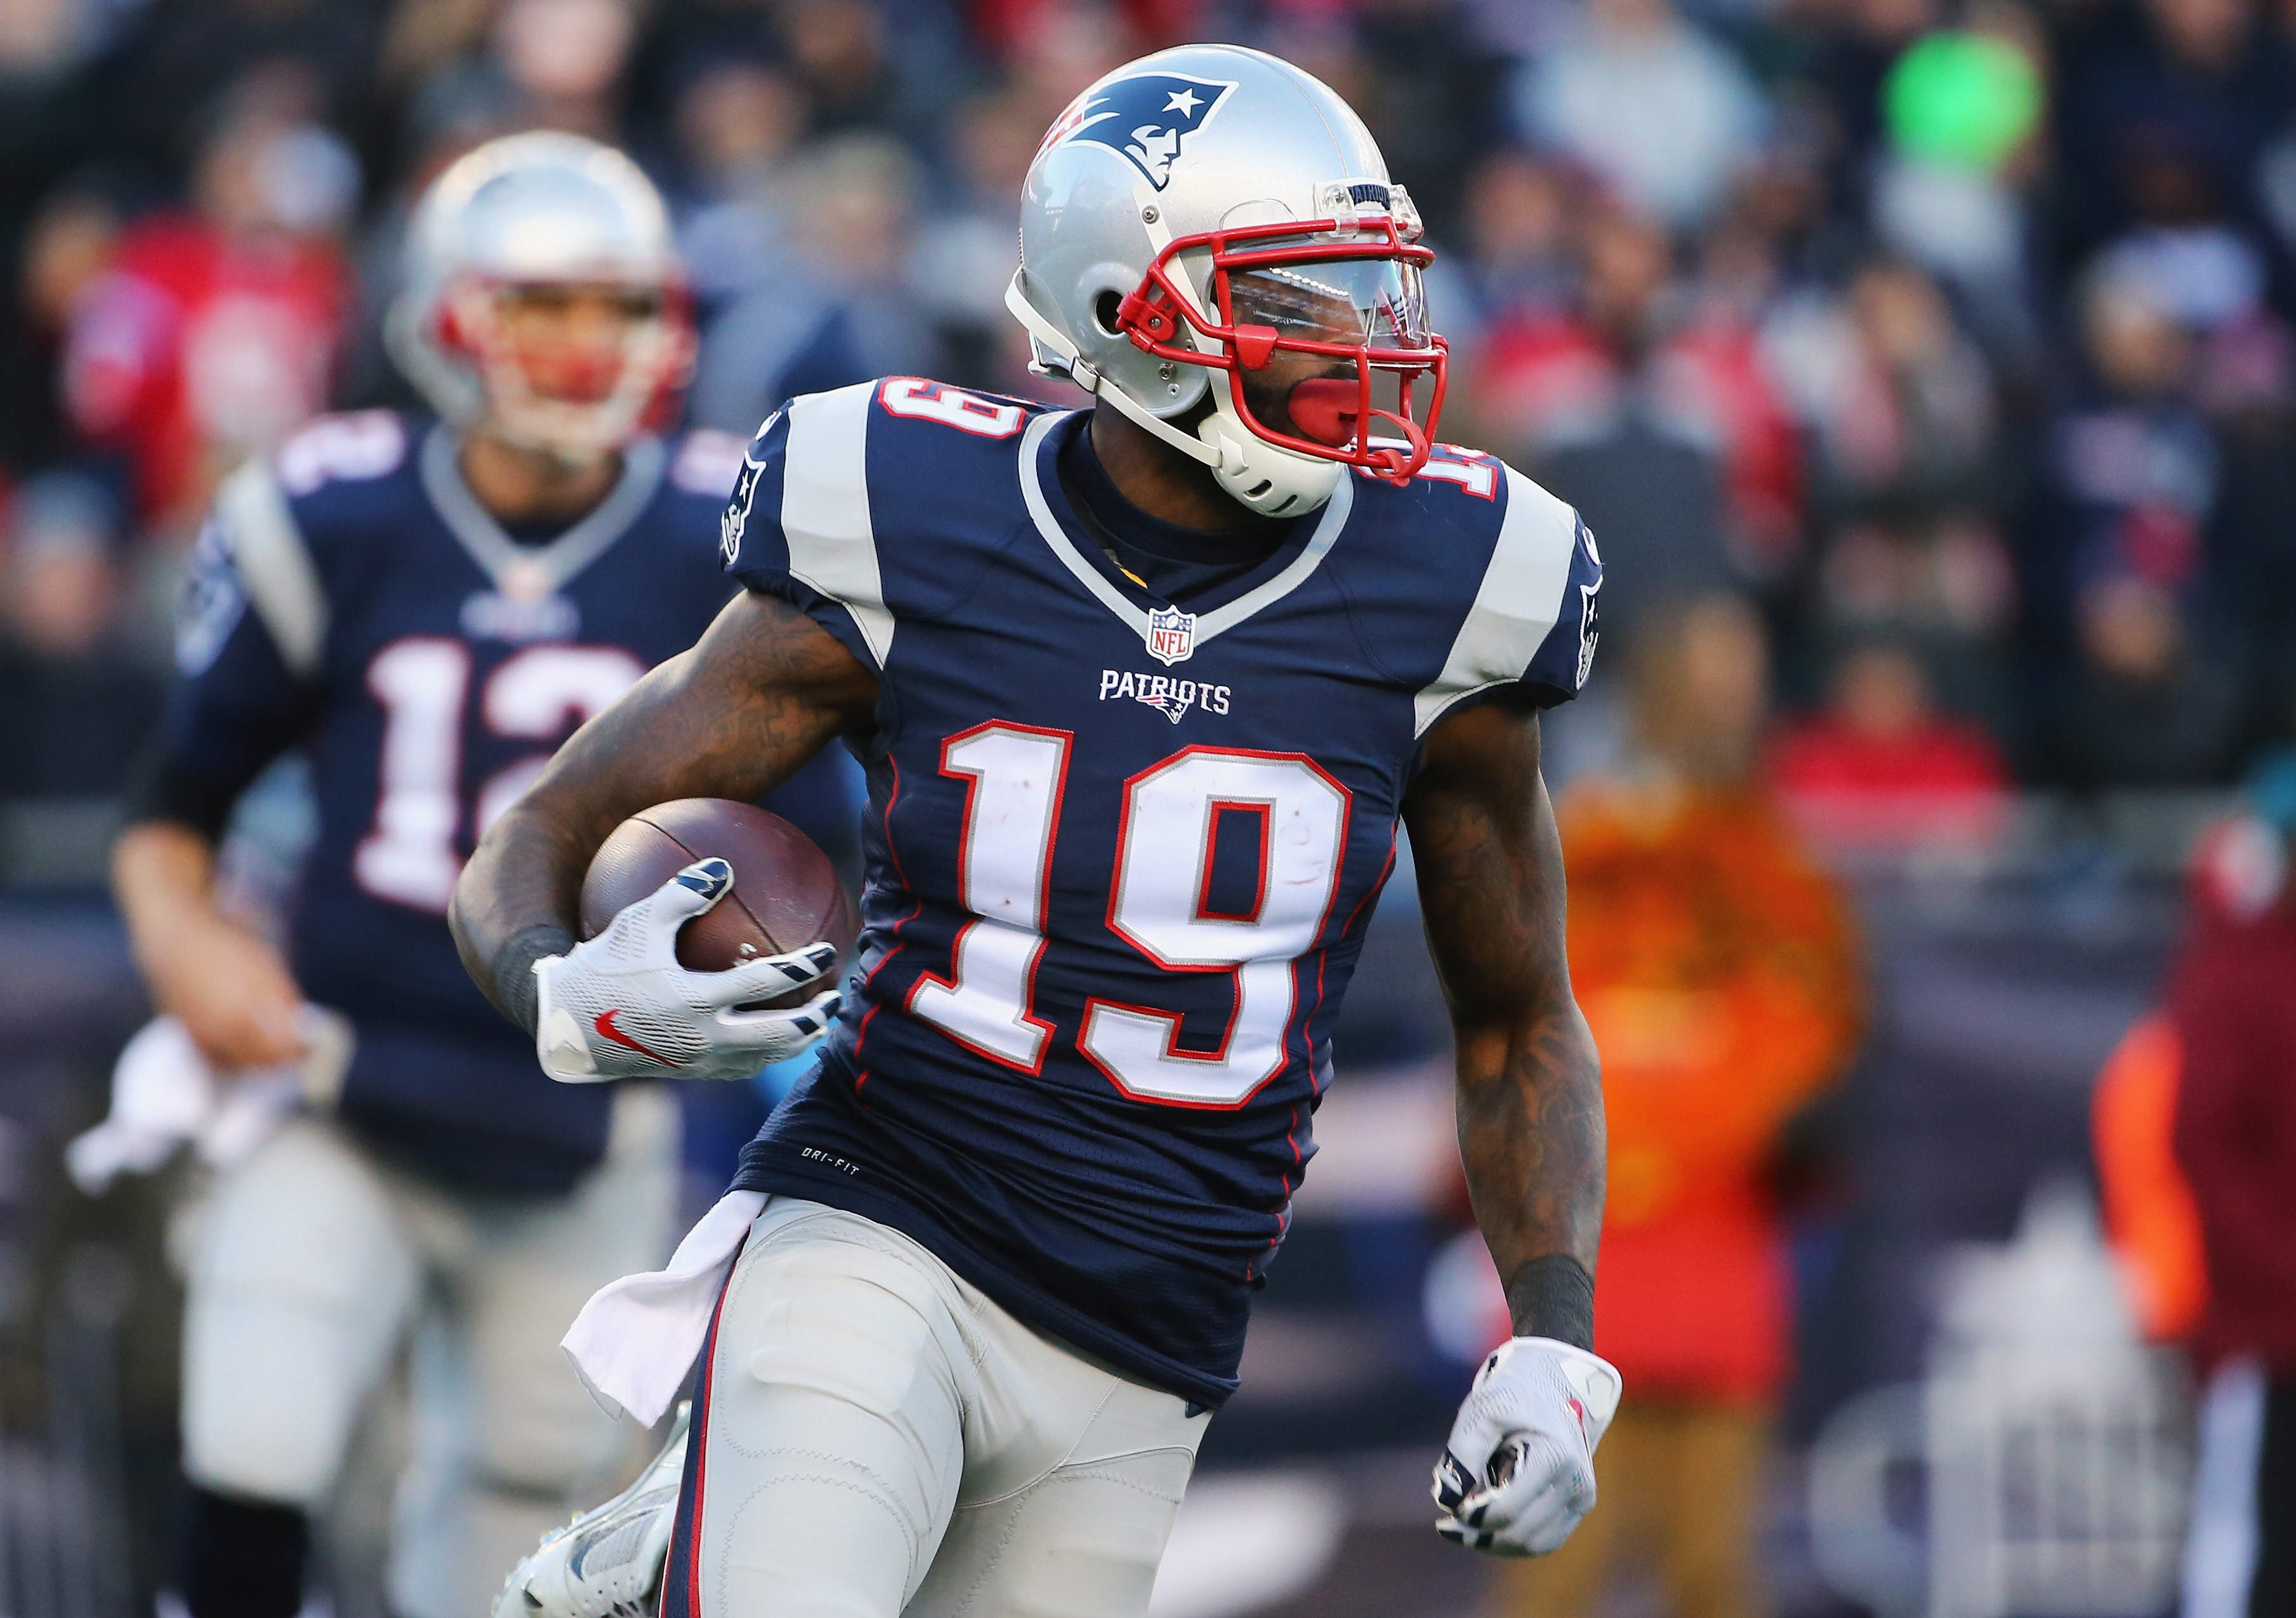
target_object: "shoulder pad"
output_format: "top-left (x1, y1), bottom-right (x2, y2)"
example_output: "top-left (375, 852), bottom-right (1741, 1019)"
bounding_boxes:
top-left (779, 384), bottom-right (893, 664)
top-left (1413, 465), bottom-right (1597, 735)
top-left (212, 456), bottom-right (327, 680)
top-left (275, 411), bottom-right (409, 498)
top-left (716, 384), bottom-right (897, 668)
top-left (721, 379), bottom-right (1055, 671)
top-left (871, 376), bottom-right (1040, 438)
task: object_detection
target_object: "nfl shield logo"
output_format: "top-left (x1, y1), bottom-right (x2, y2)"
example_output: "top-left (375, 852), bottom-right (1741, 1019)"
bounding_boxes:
top-left (1146, 606), bottom-right (1196, 666)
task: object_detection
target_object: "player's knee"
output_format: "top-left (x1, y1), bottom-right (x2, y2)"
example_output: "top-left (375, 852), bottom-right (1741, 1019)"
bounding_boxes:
top-left (773, 1598), bottom-right (894, 1618)
top-left (182, 1321), bottom-right (371, 1506)
top-left (180, 1487), bottom-right (308, 1618)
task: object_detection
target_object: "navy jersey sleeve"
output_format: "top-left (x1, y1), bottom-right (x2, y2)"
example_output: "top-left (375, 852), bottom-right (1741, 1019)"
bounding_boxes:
top-left (1412, 465), bottom-right (1602, 733)
top-left (718, 385), bottom-right (893, 676)
top-left (131, 489), bottom-right (323, 834)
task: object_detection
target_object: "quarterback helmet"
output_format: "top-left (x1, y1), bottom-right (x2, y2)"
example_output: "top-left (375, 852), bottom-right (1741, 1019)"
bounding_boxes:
top-left (1008, 45), bottom-right (1447, 516)
top-left (386, 132), bottom-right (693, 466)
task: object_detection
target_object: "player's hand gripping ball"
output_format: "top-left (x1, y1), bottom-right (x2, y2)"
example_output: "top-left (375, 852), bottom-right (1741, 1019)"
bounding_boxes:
top-left (1432, 1337), bottom-right (1623, 1556)
top-left (532, 801), bottom-right (857, 1082)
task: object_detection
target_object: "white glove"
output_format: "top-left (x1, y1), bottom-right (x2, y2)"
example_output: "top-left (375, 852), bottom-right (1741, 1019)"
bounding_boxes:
top-left (1432, 1336), bottom-right (1622, 1556)
top-left (532, 857), bottom-right (841, 1082)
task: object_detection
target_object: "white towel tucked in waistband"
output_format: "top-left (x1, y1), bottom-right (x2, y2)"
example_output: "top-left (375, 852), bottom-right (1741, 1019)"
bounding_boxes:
top-left (562, 1188), bottom-right (767, 1425)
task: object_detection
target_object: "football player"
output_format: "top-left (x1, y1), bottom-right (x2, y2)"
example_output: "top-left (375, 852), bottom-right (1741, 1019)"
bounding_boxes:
top-left (455, 46), bottom-right (1616, 1618)
top-left (109, 133), bottom-right (836, 1618)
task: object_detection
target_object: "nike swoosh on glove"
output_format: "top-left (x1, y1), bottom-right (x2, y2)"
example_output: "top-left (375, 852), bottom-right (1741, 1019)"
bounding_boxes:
top-left (532, 857), bottom-right (841, 1082)
top-left (1432, 1336), bottom-right (1623, 1556)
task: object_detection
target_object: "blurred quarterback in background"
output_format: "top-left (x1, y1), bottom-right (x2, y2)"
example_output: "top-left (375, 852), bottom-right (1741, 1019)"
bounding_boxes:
top-left (103, 132), bottom-right (772, 1618)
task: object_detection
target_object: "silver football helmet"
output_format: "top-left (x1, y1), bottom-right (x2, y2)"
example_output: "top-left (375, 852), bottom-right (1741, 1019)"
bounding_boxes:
top-left (1008, 44), bottom-right (1448, 517)
top-left (386, 131), bottom-right (694, 466)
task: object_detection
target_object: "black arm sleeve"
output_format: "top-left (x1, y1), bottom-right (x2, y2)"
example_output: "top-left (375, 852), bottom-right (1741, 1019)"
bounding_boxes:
top-left (120, 740), bottom-right (245, 844)
top-left (1504, 1254), bottom-right (1597, 1352)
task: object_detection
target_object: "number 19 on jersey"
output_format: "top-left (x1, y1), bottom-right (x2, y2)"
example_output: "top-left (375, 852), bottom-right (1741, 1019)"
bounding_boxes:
top-left (907, 724), bottom-right (1350, 1108)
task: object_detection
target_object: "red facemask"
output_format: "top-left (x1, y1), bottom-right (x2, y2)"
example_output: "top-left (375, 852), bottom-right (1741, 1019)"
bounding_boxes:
top-left (1114, 212), bottom-right (1449, 484)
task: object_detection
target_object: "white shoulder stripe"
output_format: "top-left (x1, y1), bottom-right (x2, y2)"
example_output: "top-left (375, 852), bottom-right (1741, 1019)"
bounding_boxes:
top-left (1412, 467), bottom-right (1579, 737)
top-left (213, 457), bottom-right (328, 680)
top-left (781, 385), bottom-right (893, 669)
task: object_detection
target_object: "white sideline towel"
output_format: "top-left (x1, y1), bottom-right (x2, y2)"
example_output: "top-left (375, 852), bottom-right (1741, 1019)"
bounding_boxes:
top-left (562, 1188), bottom-right (767, 1425)
top-left (67, 1008), bottom-right (350, 1194)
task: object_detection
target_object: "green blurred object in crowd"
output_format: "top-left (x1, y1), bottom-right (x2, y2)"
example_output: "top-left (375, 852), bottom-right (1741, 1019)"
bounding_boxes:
top-left (1884, 30), bottom-right (2042, 173)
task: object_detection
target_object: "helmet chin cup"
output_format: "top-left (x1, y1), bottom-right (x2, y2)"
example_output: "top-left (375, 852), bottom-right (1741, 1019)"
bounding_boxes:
top-left (1199, 374), bottom-right (1342, 518)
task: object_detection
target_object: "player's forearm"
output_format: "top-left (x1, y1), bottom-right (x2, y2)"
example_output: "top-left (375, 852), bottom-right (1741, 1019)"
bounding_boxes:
top-left (451, 650), bottom-right (740, 1029)
top-left (114, 817), bottom-right (311, 1068)
top-left (451, 657), bottom-right (743, 1028)
top-left (451, 799), bottom-right (592, 1032)
top-left (113, 820), bottom-right (225, 977)
top-left (452, 593), bottom-right (879, 1029)
top-left (1453, 1003), bottom-right (1605, 1343)
top-left (1406, 698), bottom-right (1604, 1347)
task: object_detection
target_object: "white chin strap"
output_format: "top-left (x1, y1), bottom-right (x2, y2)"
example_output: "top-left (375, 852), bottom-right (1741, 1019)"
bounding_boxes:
top-left (1005, 272), bottom-right (1340, 519)
top-left (1196, 370), bottom-right (1343, 519)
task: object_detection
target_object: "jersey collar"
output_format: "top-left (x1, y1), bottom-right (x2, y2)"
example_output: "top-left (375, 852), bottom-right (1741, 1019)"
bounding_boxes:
top-left (419, 425), bottom-right (667, 597)
top-left (1018, 411), bottom-right (1350, 650)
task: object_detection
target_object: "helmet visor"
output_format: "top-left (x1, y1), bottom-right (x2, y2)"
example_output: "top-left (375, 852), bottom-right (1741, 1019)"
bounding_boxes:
top-left (1226, 255), bottom-right (1431, 350)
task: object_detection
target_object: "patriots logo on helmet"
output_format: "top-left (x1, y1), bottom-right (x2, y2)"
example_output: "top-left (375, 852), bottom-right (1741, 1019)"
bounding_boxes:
top-left (1052, 73), bottom-right (1237, 190)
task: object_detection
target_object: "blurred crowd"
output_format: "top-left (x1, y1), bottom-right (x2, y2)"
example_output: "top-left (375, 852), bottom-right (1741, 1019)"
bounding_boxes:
top-left (4, 0), bottom-right (2296, 836)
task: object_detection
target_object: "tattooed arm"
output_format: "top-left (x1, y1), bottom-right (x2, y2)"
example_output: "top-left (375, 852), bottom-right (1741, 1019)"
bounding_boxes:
top-left (450, 589), bottom-right (880, 1032)
top-left (1402, 693), bottom-right (1604, 1346)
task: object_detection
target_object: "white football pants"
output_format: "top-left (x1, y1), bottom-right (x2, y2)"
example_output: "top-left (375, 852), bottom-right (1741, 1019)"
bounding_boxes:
top-left (670, 1197), bottom-right (1210, 1618)
top-left (180, 1088), bottom-right (679, 1618)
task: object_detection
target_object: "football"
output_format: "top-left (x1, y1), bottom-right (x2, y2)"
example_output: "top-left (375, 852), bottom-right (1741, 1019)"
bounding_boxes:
top-left (580, 799), bottom-right (859, 1006)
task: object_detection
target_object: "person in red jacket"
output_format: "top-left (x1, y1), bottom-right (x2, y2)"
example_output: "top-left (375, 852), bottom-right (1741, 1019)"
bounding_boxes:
top-left (1769, 638), bottom-right (2009, 853)
top-left (61, 86), bottom-right (355, 534)
top-left (2169, 757), bottom-right (2296, 1618)
top-left (1475, 208), bottom-right (1804, 574)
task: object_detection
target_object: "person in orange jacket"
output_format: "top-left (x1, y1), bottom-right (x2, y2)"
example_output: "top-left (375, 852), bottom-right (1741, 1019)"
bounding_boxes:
top-left (1492, 591), bottom-right (1863, 1618)
top-left (2092, 1011), bottom-right (2207, 1346)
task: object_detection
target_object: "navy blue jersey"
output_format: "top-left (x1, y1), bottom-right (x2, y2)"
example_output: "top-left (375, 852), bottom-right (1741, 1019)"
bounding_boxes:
top-left (158, 412), bottom-right (754, 1192)
top-left (722, 379), bottom-right (1601, 1406)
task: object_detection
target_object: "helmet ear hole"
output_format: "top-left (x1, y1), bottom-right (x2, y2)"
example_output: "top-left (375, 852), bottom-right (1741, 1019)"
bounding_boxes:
top-left (1092, 290), bottom-right (1126, 338)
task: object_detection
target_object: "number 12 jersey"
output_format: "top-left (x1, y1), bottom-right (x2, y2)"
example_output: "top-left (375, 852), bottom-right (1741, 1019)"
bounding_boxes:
top-left (723, 378), bottom-right (1600, 1409)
